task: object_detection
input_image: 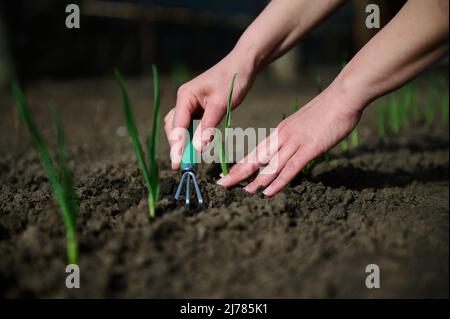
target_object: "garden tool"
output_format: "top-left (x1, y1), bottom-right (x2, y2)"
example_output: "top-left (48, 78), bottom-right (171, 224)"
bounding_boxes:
top-left (174, 122), bottom-right (204, 209)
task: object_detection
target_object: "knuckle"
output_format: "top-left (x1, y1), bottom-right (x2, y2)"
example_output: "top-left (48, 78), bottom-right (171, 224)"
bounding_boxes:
top-left (164, 112), bottom-right (172, 124)
top-left (284, 159), bottom-right (298, 174)
top-left (209, 96), bottom-right (225, 110)
top-left (277, 121), bottom-right (287, 131)
top-left (176, 84), bottom-right (188, 97)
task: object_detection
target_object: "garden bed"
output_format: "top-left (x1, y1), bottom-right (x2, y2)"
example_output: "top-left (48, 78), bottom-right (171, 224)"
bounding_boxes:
top-left (0, 76), bottom-right (448, 298)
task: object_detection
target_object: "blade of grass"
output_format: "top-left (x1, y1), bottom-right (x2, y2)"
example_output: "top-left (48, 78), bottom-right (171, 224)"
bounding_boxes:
top-left (441, 93), bottom-right (449, 124)
top-left (220, 73), bottom-right (237, 176)
top-left (350, 128), bottom-right (359, 149)
top-left (50, 105), bottom-right (78, 221)
top-left (115, 68), bottom-right (157, 218)
top-left (376, 100), bottom-right (386, 139)
top-left (409, 84), bottom-right (420, 122)
top-left (401, 84), bottom-right (413, 128)
top-left (399, 85), bottom-right (409, 128)
top-left (149, 65), bottom-right (161, 215)
top-left (293, 97), bottom-right (300, 112)
top-left (50, 105), bottom-right (78, 264)
top-left (340, 139), bottom-right (349, 153)
top-left (12, 82), bottom-right (78, 264)
top-left (315, 74), bottom-right (323, 94)
top-left (425, 88), bottom-right (435, 125)
top-left (302, 159), bottom-right (316, 174)
top-left (389, 94), bottom-right (400, 133)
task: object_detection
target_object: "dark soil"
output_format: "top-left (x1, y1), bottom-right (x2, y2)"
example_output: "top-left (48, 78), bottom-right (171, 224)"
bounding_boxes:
top-left (0, 75), bottom-right (448, 298)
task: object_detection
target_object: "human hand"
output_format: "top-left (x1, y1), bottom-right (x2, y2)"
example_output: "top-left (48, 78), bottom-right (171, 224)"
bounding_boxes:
top-left (216, 84), bottom-right (364, 196)
top-left (164, 50), bottom-right (256, 170)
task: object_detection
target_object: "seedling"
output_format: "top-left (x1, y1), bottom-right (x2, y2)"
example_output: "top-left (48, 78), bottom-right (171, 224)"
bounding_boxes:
top-left (294, 97), bottom-right (300, 112)
top-left (115, 66), bottom-right (161, 218)
top-left (339, 127), bottom-right (359, 153)
top-left (340, 138), bottom-right (349, 153)
top-left (302, 160), bottom-right (316, 174)
top-left (314, 74), bottom-right (323, 94)
top-left (12, 82), bottom-right (78, 264)
top-left (408, 84), bottom-right (420, 122)
top-left (350, 128), bottom-right (359, 149)
top-left (425, 88), bottom-right (435, 125)
top-left (376, 100), bottom-right (386, 139)
top-left (219, 73), bottom-right (237, 176)
top-left (389, 94), bottom-right (401, 133)
top-left (400, 84), bottom-right (413, 128)
top-left (441, 93), bottom-right (449, 124)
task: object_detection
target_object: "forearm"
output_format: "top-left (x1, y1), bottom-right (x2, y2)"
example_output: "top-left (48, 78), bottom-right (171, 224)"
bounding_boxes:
top-left (231, 0), bottom-right (347, 74)
top-left (335, 0), bottom-right (449, 109)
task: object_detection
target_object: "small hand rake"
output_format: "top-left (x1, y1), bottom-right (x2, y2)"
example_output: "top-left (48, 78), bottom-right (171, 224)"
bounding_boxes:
top-left (174, 122), bottom-right (204, 209)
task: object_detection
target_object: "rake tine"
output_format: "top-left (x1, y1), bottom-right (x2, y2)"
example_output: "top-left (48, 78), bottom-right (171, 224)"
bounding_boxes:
top-left (189, 171), bottom-right (203, 209)
top-left (185, 173), bottom-right (191, 208)
top-left (175, 172), bottom-right (188, 200)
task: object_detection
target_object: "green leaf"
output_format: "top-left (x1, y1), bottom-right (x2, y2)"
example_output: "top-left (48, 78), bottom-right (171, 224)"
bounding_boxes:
top-left (114, 68), bottom-right (152, 191)
top-left (350, 128), bottom-right (359, 149)
top-left (293, 97), bottom-right (300, 113)
top-left (226, 74), bottom-right (237, 129)
top-left (50, 105), bottom-right (78, 224)
top-left (389, 94), bottom-right (400, 133)
top-left (12, 82), bottom-right (78, 264)
top-left (220, 74), bottom-right (237, 176)
top-left (315, 74), bottom-right (323, 94)
top-left (115, 67), bottom-right (161, 218)
top-left (376, 101), bottom-right (385, 139)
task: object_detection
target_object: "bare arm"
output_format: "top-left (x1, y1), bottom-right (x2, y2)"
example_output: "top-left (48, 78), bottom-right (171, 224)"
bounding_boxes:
top-left (166, 0), bottom-right (347, 169)
top-left (219, 0), bottom-right (449, 196)
top-left (338, 0), bottom-right (449, 110)
top-left (234, 0), bottom-right (347, 72)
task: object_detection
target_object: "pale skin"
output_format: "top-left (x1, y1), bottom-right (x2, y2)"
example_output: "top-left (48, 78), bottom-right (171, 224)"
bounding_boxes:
top-left (164, 0), bottom-right (449, 196)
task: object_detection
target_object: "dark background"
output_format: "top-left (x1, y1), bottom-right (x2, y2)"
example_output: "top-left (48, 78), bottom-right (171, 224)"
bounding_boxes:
top-left (0, 0), bottom-right (407, 86)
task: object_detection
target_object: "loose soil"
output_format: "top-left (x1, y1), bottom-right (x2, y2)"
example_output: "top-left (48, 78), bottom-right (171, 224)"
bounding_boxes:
top-left (0, 74), bottom-right (448, 298)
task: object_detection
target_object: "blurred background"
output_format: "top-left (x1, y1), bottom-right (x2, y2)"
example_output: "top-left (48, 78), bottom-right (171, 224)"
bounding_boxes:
top-left (0, 0), bottom-right (412, 90)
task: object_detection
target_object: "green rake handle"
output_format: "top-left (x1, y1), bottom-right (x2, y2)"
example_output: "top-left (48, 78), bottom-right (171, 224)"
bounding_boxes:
top-left (180, 122), bottom-right (196, 170)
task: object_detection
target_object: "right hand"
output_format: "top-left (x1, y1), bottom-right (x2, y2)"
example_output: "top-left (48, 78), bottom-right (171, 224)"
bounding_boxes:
top-left (165, 51), bottom-right (255, 170)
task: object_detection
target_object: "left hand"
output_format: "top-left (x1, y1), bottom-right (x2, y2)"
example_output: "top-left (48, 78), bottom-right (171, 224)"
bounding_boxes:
top-left (216, 84), bottom-right (364, 196)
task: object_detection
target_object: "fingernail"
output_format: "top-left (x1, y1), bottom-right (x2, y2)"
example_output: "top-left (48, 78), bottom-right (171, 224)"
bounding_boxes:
top-left (263, 186), bottom-right (273, 197)
top-left (217, 175), bottom-right (229, 186)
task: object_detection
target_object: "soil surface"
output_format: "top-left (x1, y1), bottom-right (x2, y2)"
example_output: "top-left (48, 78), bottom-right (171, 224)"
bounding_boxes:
top-left (0, 72), bottom-right (448, 298)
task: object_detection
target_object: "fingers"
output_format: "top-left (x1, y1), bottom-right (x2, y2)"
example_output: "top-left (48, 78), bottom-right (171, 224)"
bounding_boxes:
top-left (263, 146), bottom-right (316, 197)
top-left (169, 91), bottom-right (198, 170)
top-left (164, 108), bottom-right (175, 146)
top-left (172, 90), bottom-right (196, 130)
top-left (243, 145), bottom-right (297, 193)
top-left (192, 105), bottom-right (224, 151)
top-left (217, 131), bottom-right (282, 188)
top-left (217, 158), bottom-right (260, 188)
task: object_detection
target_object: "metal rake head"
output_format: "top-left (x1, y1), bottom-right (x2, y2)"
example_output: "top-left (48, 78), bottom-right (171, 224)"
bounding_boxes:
top-left (174, 164), bottom-right (204, 209)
